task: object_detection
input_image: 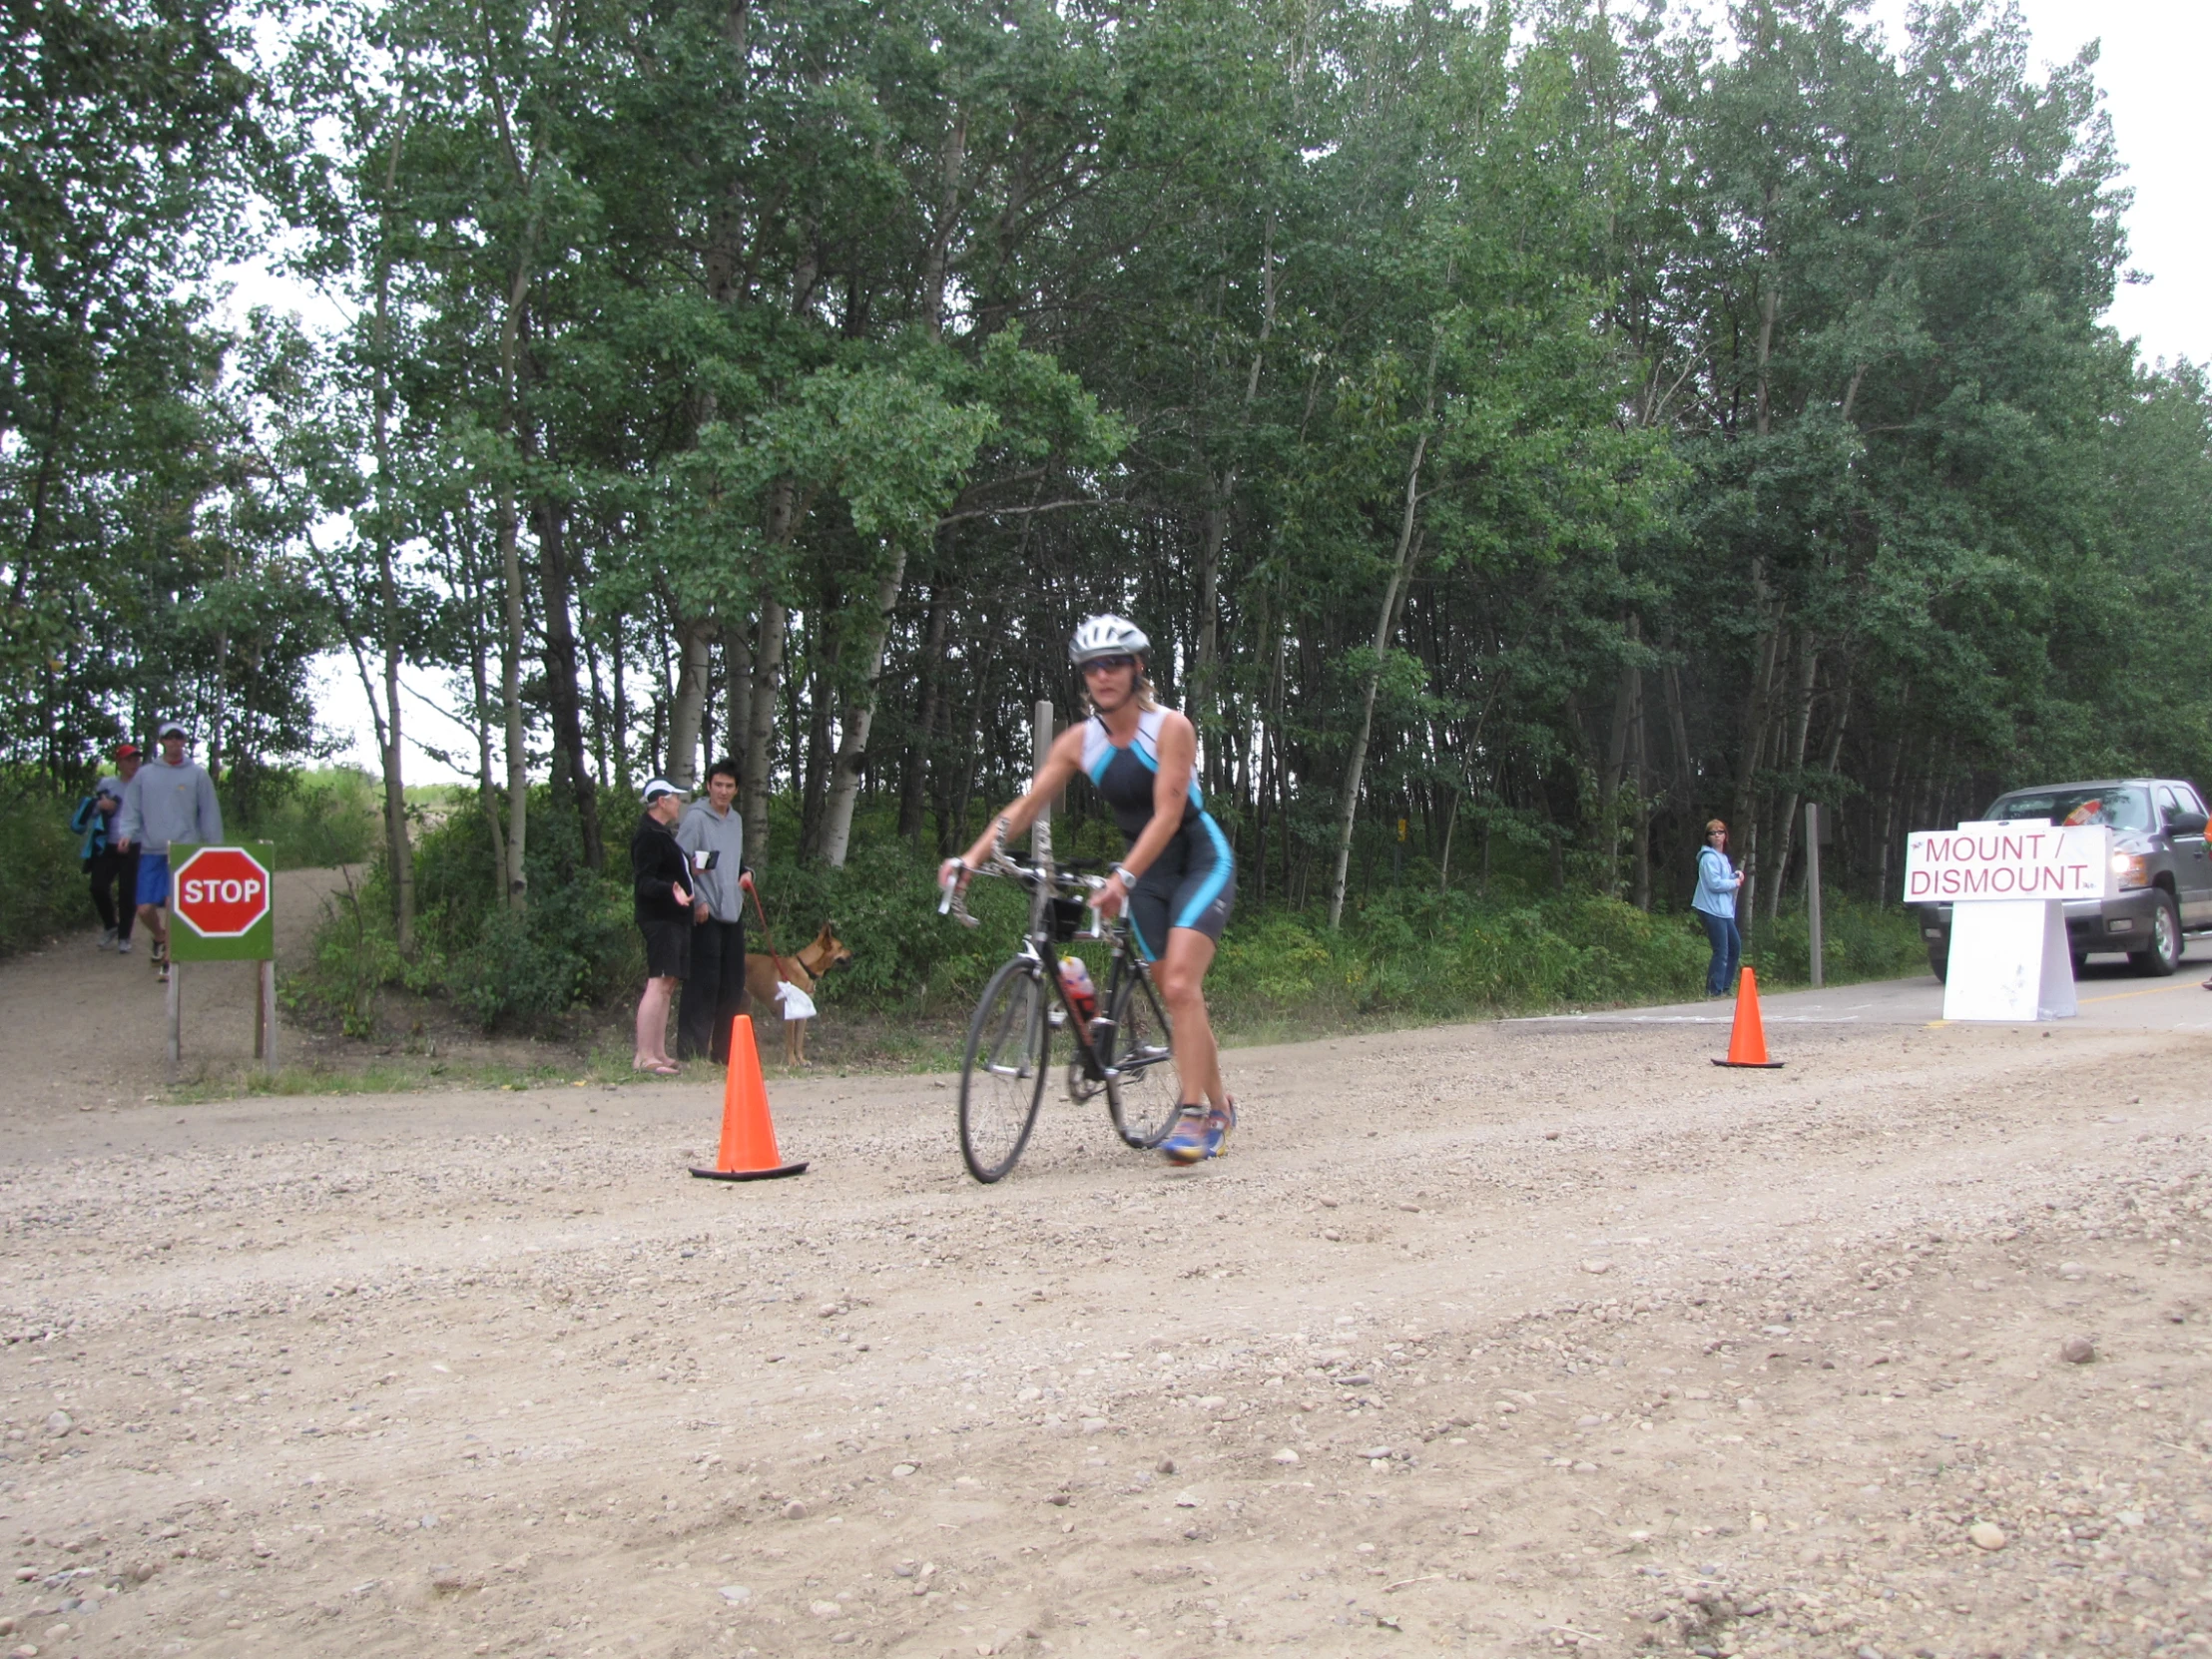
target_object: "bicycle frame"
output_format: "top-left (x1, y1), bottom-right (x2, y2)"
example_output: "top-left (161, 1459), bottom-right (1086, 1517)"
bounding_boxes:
top-left (944, 851), bottom-right (1168, 1090)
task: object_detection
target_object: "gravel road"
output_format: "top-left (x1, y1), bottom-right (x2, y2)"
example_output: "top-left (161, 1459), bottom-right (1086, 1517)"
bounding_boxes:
top-left (1, 979), bottom-right (2208, 1659)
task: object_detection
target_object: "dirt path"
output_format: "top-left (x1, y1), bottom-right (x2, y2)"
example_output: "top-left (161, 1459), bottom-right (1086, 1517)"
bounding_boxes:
top-left (0, 868), bottom-right (358, 1106)
top-left (0, 1008), bottom-right (2208, 1658)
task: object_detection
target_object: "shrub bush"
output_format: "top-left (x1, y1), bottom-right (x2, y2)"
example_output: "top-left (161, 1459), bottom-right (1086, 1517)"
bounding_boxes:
top-left (293, 792), bottom-right (1930, 1043)
top-left (0, 773), bottom-right (100, 956)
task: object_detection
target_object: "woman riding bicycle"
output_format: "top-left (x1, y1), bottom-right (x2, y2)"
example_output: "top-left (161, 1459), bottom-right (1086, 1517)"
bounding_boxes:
top-left (940, 615), bottom-right (1236, 1165)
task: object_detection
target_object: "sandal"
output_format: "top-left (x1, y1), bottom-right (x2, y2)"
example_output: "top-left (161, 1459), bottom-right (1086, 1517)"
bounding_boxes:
top-left (632, 1060), bottom-right (681, 1076)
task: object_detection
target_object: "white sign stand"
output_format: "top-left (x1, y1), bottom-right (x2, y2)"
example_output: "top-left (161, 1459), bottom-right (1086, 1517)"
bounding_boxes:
top-left (1903, 820), bottom-right (2113, 1023)
top-left (1942, 898), bottom-right (2077, 1021)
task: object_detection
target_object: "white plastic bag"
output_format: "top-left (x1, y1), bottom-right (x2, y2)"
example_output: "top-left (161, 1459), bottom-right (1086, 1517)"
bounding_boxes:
top-left (774, 980), bottom-right (817, 1020)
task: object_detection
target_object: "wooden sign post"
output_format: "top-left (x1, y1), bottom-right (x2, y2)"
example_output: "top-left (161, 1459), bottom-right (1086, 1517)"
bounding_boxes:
top-left (165, 842), bottom-right (277, 1071)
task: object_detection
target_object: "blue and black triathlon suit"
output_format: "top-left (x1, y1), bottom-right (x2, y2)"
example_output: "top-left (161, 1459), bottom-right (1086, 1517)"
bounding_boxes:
top-left (1082, 707), bottom-right (1235, 961)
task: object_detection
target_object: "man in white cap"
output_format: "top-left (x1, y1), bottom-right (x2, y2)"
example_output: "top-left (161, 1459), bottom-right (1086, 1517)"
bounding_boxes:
top-left (115, 721), bottom-right (224, 983)
top-left (630, 778), bottom-right (694, 1074)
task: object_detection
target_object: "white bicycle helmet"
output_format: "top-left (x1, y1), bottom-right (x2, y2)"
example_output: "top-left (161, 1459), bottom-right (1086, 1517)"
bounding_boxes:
top-left (1068, 614), bottom-right (1150, 666)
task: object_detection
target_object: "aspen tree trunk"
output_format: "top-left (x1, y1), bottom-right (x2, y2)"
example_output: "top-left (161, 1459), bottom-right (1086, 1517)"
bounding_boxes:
top-left (532, 501), bottom-right (602, 866)
top-left (819, 542), bottom-right (910, 866)
top-left (741, 480), bottom-right (805, 864)
top-left (1597, 615), bottom-right (1642, 898)
top-left (724, 621), bottom-right (750, 783)
top-left (467, 579), bottom-right (506, 885)
top-left (1191, 217), bottom-right (1276, 791)
top-left (1326, 349), bottom-right (1435, 930)
top-left (1734, 276), bottom-right (1784, 921)
top-left (475, 17), bottom-right (559, 913)
top-left (741, 593), bottom-right (784, 862)
top-left (665, 620), bottom-right (715, 790)
top-left (368, 105), bottom-right (414, 946)
top-left (898, 588), bottom-right (948, 843)
top-left (495, 245), bottom-right (537, 914)
top-left (1766, 636), bottom-right (1820, 922)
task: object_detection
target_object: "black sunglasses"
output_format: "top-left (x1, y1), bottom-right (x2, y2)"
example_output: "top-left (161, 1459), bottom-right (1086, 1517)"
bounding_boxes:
top-left (1081, 655), bottom-right (1137, 675)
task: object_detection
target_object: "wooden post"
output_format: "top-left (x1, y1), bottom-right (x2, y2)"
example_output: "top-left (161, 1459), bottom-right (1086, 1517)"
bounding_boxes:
top-left (1031, 700), bottom-right (1053, 866)
top-left (166, 960), bottom-right (182, 1074)
top-left (1806, 803), bottom-right (1825, 989)
top-left (256, 958), bottom-right (276, 1067)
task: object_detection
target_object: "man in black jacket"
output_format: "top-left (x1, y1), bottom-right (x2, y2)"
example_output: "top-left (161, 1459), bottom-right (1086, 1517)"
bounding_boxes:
top-left (631, 779), bottom-right (694, 1074)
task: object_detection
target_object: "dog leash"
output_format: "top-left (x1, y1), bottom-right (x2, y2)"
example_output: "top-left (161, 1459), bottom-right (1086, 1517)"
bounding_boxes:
top-left (742, 873), bottom-right (786, 967)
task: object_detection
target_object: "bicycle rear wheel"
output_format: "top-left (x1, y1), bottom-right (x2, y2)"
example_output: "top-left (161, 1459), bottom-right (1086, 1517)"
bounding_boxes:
top-left (1104, 964), bottom-right (1180, 1149)
top-left (958, 956), bottom-right (1050, 1183)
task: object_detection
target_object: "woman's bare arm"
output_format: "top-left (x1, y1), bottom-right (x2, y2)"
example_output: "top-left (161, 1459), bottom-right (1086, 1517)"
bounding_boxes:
top-left (944, 724), bottom-right (1089, 882)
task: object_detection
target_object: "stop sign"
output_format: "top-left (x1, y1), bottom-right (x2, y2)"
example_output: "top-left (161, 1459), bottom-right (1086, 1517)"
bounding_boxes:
top-left (172, 846), bottom-right (273, 938)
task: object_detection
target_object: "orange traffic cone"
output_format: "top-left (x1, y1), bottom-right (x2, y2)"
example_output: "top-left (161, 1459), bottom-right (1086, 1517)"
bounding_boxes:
top-left (1712, 965), bottom-right (1785, 1069)
top-left (690, 1015), bottom-right (809, 1181)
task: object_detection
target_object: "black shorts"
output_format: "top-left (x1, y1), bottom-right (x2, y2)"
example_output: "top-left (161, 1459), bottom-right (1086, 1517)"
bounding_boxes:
top-left (640, 917), bottom-right (692, 980)
top-left (1127, 814), bottom-right (1235, 960)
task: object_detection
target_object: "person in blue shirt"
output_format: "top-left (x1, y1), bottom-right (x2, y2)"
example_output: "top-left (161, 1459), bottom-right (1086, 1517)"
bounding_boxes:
top-left (1692, 819), bottom-right (1747, 997)
top-left (70, 774), bottom-right (125, 947)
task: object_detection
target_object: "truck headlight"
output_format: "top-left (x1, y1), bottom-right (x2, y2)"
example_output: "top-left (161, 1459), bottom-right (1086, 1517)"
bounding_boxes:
top-left (2111, 852), bottom-right (2150, 890)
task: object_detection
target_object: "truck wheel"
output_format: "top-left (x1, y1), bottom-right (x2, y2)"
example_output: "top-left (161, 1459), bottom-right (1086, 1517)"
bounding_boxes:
top-left (1928, 945), bottom-right (1947, 982)
top-left (2130, 890), bottom-right (2181, 976)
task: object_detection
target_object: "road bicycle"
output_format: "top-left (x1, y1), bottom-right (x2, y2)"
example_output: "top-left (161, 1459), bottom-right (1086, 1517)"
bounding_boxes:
top-left (938, 849), bottom-right (1182, 1183)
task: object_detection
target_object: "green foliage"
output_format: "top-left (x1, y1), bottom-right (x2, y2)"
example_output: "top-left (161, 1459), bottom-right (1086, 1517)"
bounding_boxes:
top-left (1748, 891), bottom-right (1932, 989)
top-left (0, 773), bottom-right (102, 956)
top-left (291, 790), bottom-right (638, 1034)
top-left (21, 0), bottom-right (2212, 1050)
top-left (232, 767), bottom-right (380, 869)
top-left (296, 795), bottom-right (1928, 1048)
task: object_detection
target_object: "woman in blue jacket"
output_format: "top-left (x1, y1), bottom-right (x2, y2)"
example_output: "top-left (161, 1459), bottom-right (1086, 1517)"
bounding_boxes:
top-left (1693, 820), bottom-right (1747, 997)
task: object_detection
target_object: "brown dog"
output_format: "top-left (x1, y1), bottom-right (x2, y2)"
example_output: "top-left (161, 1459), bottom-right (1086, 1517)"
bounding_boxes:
top-left (743, 922), bottom-right (852, 1066)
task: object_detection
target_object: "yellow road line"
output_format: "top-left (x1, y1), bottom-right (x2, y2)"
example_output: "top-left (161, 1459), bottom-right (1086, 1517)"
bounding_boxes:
top-left (2079, 978), bottom-right (2210, 1005)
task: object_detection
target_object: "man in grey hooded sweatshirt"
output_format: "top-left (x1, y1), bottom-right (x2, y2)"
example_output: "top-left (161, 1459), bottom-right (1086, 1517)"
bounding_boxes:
top-left (115, 721), bottom-right (224, 981)
top-left (675, 758), bottom-right (750, 1063)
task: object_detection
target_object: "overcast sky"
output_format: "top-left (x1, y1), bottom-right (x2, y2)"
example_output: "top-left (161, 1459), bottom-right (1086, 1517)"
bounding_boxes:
top-left (297, 0), bottom-right (2211, 786)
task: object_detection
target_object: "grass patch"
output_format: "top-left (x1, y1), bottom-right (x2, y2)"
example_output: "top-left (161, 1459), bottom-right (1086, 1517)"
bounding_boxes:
top-left (165, 1044), bottom-right (689, 1101)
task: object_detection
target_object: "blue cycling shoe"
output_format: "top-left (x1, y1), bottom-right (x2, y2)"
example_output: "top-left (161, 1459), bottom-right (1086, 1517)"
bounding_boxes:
top-left (1161, 1097), bottom-right (1236, 1166)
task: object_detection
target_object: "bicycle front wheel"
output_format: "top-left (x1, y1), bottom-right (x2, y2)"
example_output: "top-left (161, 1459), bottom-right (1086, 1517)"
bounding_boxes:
top-left (958, 956), bottom-right (1051, 1183)
top-left (1104, 964), bottom-right (1181, 1149)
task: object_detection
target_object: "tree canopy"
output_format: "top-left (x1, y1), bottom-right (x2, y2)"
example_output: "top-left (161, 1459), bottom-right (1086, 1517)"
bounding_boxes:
top-left (6, 0), bottom-right (2209, 933)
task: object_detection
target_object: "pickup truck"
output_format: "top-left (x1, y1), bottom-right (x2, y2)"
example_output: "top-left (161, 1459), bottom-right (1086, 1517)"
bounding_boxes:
top-left (1917, 778), bottom-right (2212, 979)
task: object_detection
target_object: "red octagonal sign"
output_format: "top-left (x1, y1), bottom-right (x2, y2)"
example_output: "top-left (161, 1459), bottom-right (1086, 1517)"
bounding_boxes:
top-left (172, 846), bottom-right (273, 938)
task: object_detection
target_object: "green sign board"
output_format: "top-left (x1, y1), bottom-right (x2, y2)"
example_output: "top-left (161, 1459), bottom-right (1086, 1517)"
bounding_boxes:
top-left (166, 842), bottom-right (276, 962)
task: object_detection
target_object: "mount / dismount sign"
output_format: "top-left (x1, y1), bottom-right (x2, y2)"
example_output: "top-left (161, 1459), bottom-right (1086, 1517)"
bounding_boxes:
top-left (1902, 823), bottom-right (2115, 903)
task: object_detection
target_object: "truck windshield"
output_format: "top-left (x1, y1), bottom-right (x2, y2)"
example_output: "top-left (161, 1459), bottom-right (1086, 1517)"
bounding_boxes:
top-left (1985, 788), bottom-right (2150, 830)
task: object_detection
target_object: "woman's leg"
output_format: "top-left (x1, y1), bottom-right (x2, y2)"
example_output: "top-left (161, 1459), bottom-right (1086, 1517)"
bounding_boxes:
top-left (1153, 926), bottom-right (1225, 1109)
top-left (1700, 910), bottom-right (1729, 996)
top-left (636, 976), bottom-right (677, 1065)
top-left (1723, 917), bottom-right (1743, 992)
top-left (88, 854), bottom-right (119, 933)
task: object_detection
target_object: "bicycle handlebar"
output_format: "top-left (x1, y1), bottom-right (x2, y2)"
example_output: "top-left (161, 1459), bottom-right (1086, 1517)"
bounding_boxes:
top-left (937, 855), bottom-right (1107, 932)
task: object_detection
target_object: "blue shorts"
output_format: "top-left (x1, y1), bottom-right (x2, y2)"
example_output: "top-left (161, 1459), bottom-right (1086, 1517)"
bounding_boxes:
top-left (136, 852), bottom-right (171, 907)
top-left (1126, 816), bottom-right (1235, 961)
